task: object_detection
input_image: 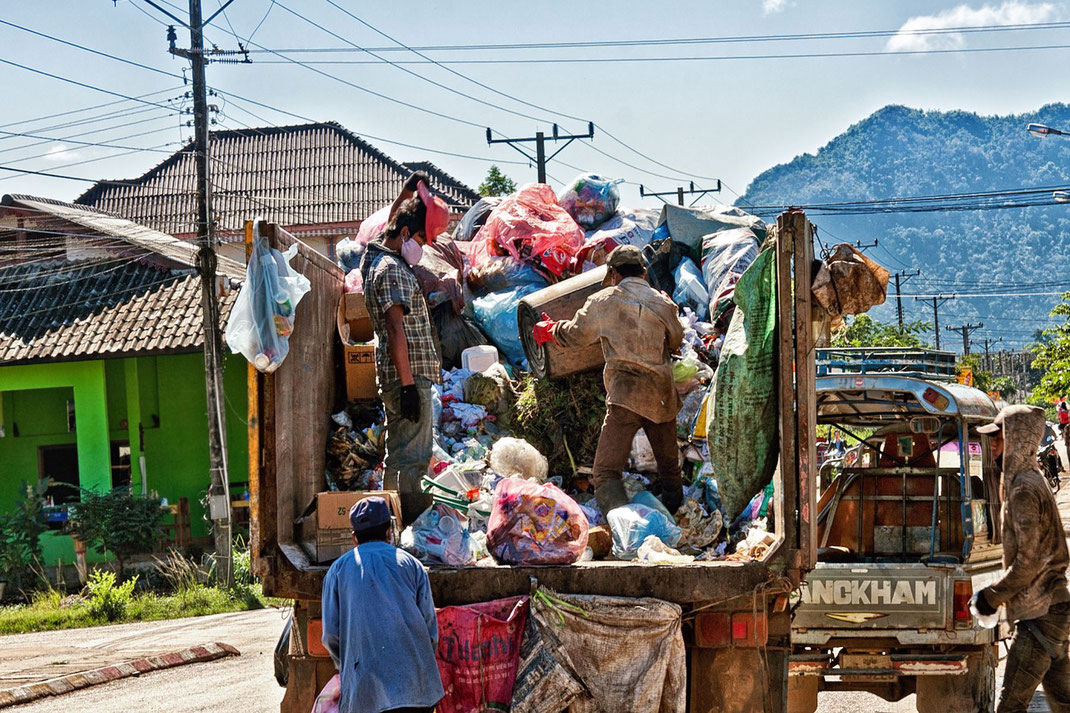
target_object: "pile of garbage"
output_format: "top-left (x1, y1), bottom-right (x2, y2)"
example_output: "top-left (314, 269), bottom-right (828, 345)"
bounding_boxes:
top-left (326, 402), bottom-right (386, 491)
top-left (325, 170), bottom-right (893, 568)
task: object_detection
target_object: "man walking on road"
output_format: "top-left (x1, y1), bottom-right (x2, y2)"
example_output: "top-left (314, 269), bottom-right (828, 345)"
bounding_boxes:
top-left (360, 173), bottom-right (446, 523)
top-left (533, 245), bottom-right (685, 516)
top-left (321, 497), bottom-right (444, 713)
top-left (974, 405), bottom-right (1070, 713)
top-left (1058, 397), bottom-right (1069, 461)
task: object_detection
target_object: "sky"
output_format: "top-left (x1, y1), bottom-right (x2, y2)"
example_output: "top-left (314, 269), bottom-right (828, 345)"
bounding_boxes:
top-left (2, 0), bottom-right (1070, 209)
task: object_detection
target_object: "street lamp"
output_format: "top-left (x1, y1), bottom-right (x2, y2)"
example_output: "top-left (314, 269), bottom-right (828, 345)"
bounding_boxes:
top-left (1028, 123), bottom-right (1070, 137)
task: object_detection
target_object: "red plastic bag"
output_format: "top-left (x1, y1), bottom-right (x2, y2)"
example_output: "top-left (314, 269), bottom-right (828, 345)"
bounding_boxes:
top-left (486, 478), bottom-right (589, 565)
top-left (469, 184), bottom-right (585, 278)
top-left (436, 596), bottom-right (529, 713)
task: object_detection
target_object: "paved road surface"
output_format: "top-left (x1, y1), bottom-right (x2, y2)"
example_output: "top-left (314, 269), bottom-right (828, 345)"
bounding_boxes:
top-left (3, 608), bottom-right (288, 712)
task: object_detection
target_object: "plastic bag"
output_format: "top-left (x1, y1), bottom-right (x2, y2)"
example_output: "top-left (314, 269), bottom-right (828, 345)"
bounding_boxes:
top-left (336, 238), bottom-right (365, 272)
top-left (453, 196), bottom-right (502, 241)
top-left (225, 234), bottom-right (311, 373)
top-left (580, 208), bottom-right (659, 266)
top-left (607, 503), bottom-right (682, 560)
top-left (637, 535), bottom-right (694, 564)
top-left (354, 204), bottom-right (391, 245)
top-left (311, 674), bottom-right (341, 713)
top-left (436, 596), bottom-right (529, 713)
top-left (657, 203), bottom-right (766, 251)
top-left (471, 272), bottom-right (548, 367)
top-left (559, 174), bottom-right (623, 230)
top-left (701, 228), bottom-right (759, 319)
top-left (467, 257), bottom-right (549, 296)
top-left (343, 267), bottom-right (363, 294)
top-left (487, 478), bottom-right (589, 565)
top-left (489, 437), bottom-right (548, 482)
top-left (407, 503), bottom-right (476, 565)
top-left (671, 258), bottom-right (709, 319)
top-left (469, 184), bottom-right (585, 278)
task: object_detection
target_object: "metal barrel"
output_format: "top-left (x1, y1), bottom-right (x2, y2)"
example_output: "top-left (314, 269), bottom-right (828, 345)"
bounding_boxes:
top-left (517, 265), bottom-right (608, 380)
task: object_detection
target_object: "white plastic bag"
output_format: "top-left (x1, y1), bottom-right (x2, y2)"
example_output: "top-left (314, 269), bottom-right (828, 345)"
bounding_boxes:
top-left (607, 503), bottom-right (682, 560)
top-left (225, 232), bottom-right (311, 372)
top-left (406, 503), bottom-right (476, 565)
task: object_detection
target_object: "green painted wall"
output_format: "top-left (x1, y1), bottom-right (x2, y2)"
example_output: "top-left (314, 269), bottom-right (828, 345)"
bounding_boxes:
top-left (0, 352), bottom-right (249, 567)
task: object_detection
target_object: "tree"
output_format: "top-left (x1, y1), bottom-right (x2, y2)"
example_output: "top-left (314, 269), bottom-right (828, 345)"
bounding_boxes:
top-left (478, 165), bottom-right (516, 197)
top-left (1030, 292), bottom-right (1070, 400)
top-left (68, 488), bottom-right (163, 579)
top-left (832, 315), bottom-right (931, 348)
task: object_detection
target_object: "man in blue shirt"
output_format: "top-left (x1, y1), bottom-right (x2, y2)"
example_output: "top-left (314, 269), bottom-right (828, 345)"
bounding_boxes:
top-left (321, 497), bottom-right (444, 713)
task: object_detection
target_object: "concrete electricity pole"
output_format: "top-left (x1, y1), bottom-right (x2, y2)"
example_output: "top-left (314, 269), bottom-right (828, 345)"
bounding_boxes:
top-left (640, 181), bottom-right (722, 206)
top-left (945, 322), bottom-right (984, 355)
top-left (914, 294), bottom-right (954, 350)
top-left (891, 269), bottom-right (920, 330)
top-left (486, 123), bottom-right (594, 183)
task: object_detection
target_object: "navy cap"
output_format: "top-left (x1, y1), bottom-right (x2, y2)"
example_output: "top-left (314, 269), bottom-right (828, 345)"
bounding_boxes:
top-left (350, 496), bottom-right (391, 532)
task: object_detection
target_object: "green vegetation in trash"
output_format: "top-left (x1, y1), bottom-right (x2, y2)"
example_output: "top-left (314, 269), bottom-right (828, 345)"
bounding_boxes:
top-left (0, 541), bottom-right (284, 635)
top-left (513, 371), bottom-right (606, 477)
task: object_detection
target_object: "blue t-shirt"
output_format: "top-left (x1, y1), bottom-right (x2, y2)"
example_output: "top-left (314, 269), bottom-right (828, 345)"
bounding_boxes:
top-left (321, 541), bottom-right (444, 713)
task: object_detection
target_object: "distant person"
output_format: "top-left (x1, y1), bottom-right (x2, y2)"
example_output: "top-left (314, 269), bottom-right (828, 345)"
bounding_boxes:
top-left (973, 406), bottom-right (1070, 713)
top-left (830, 429), bottom-right (846, 454)
top-left (321, 497), bottom-right (443, 713)
top-left (360, 173), bottom-right (442, 523)
top-left (532, 245), bottom-right (685, 516)
top-left (1058, 397), bottom-right (1069, 455)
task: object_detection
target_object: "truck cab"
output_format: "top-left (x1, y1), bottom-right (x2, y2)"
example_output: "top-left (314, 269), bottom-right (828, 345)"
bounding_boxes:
top-left (790, 348), bottom-right (1006, 713)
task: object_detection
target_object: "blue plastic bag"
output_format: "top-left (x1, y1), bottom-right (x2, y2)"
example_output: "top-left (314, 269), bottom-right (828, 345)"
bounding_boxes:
top-left (606, 502), bottom-right (682, 560)
top-left (470, 265), bottom-right (548, 367)
top-left (671, 257), bottom-right (710, 319)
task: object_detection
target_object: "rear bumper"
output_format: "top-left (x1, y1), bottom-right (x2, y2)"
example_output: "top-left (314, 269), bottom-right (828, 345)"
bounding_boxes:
top-left (790, 653), bottom-right (968, 678)
top-left (792, 626), bottom-right (999, 646)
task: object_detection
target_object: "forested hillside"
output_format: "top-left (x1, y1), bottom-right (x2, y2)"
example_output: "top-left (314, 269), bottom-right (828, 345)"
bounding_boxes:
top-left (739, 104), bottom-right (1070, 349)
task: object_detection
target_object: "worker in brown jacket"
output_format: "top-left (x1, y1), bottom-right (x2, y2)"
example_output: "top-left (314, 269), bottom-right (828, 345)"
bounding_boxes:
top-left (974, 404), bottom-right (1070, 713)
top-left (533, 245), bottom-right (685, 516)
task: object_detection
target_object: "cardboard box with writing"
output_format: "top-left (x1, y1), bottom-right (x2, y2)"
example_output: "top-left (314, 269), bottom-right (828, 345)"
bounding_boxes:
top-left (298, 490), bottom-right (403, 564)
top-left (337, 295), bottom-right (378, 401)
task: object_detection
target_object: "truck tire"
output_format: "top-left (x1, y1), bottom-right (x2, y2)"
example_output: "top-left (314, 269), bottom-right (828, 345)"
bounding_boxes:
top-left (915, 645), bottom-right (996, 713)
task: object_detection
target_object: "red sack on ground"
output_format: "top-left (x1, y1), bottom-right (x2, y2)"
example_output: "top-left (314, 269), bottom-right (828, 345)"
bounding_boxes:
top-left (436, 596), bottom-right (530, 713)
top-left (486, 478), bottom-right (589, 565)
top-left (469, 184), bottom-right (585, 278)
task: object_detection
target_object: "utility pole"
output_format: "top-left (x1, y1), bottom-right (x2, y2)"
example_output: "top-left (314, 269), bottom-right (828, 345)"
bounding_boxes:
top-left (982, 336), bottom-right (1002, 371)
top-left (945, 322), bottom-right (983, 355)
top-left (891, 269), bottom-right (921, 329)
top-left (159, 0), bottom-right (237, 588)
top-left (639, 180), bottom-right (722, 206)
top-left (486, 123), bottom-right (594, 184)
top-left (914, 294), bottom-right (954, 350)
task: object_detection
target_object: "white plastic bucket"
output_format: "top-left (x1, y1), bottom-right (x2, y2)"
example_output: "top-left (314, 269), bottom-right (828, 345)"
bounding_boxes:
top-left (461, 345), bottom-right (498, 373)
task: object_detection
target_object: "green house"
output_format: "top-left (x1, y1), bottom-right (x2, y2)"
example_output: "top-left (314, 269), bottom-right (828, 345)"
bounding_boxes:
top-left (0, 195), bottom-right (249, 566)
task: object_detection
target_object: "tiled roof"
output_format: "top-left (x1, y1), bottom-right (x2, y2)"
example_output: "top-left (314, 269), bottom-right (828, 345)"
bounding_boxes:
top-left (0, 260), bottom-right (236, 365)
top-left (75, 122), bottom-right (480, 236)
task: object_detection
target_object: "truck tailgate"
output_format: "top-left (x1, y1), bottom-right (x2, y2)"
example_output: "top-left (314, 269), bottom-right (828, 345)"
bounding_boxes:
top-left (794, 563), bottom-right (947, 630)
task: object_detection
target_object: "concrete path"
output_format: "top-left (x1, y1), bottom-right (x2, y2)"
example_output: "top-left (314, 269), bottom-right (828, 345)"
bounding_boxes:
top-left (0, 608), bottom-right (288, 712)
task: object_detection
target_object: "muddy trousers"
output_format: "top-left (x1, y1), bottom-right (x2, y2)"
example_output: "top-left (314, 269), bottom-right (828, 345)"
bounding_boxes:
top-left (998, 602), bottom-right (1070, 713)
top-left (591, 404), bottom-right (682, 515)
top-left (381, 377), bottom-right (434, 525)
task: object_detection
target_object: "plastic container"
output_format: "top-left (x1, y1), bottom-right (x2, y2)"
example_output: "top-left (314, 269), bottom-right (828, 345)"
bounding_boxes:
top-left (461, 345), bottom-right (499, 373)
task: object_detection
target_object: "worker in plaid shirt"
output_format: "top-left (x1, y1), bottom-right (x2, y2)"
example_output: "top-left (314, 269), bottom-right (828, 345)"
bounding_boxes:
top-left (360, 172), bottom-right (445, 523)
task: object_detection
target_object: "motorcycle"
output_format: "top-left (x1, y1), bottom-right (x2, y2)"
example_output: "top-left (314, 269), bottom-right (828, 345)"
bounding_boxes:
top-left (1039, 423), bottom-right (1062, 493)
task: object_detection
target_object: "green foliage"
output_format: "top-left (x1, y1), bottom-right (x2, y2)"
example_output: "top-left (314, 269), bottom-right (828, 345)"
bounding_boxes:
top-left (1031, 292), bottom-right (1070, 401)
top-left (513, 371), bottom-right (605, 476)
top-left (832, 315), bottom-right (930, 348)
top-left (68, 488), bottom-right (163, 578)
top-left (86, 570), bottom-right (137, 622)
top-left (741, 104), bottom-right (1070, 343)
top-left (478, 165), bottom-right (517, 197)
top-left (0, 480), bottom-right (50, 594)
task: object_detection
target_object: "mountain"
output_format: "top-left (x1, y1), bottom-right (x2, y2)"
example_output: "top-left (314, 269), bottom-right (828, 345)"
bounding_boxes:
top-left (738, 103), bottom-right (1070, 350)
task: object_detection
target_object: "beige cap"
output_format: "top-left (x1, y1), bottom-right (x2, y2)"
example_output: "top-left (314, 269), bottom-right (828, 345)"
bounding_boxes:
top-left (606, 244), bottom-right (645, 269)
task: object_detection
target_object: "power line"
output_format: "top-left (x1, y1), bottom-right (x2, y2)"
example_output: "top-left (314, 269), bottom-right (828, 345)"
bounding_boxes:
top-left (0, 57), bottom-right (179, 111)
top-left (0, 87), bottom-right (183, 132)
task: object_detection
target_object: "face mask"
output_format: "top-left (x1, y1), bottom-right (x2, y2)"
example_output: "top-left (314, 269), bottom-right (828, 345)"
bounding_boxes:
top-left (401, 237), bottom-right (423, 267)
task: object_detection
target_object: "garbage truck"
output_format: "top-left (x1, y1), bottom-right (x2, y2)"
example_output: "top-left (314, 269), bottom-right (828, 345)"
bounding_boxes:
top-left (247, 210), bottom-right (820, 713)
top-left (789, 348), bottom-right (1007, 713)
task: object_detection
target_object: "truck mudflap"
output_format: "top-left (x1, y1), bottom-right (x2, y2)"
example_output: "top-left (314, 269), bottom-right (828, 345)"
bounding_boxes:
top-left (789, 652), bottom-right (968, 677)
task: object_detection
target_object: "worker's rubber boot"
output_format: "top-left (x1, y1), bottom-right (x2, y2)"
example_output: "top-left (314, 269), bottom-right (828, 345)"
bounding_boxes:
top-left (594, 479), bottom-right (630, 518)
top-left (660, 486), bottom-right (684, 516)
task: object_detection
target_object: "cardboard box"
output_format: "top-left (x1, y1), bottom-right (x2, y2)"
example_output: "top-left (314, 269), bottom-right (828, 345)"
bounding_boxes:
top-left (341, 292), bottom-right (374, 343)
top-left (298, 490), bottom-right (403, 564)
top-left (344, 344), bottom-right (378, 401)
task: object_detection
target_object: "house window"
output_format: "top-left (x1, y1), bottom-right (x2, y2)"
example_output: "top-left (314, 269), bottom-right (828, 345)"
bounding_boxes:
top-left (38, 444), bottom-right (79, 505)
top-left (111, 441), bottom-right (131, 489)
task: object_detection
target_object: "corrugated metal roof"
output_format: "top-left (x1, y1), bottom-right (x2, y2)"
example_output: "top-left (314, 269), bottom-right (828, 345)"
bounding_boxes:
top-left (0, 260), bottom-right (236, 365)
top-left (75, 122), bottom-right (480, 236)
top-left (1, 195), bottom-right (246, 279)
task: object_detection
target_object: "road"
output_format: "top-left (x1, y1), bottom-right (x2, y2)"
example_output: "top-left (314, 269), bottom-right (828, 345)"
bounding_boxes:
top-left (4, 608), bottom-right (287, 713)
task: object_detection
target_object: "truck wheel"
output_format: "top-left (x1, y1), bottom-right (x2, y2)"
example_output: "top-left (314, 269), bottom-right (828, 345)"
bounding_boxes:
top-left (915, 645), bottom-right (996, 713)
top-left (787, 675), bottom-right (819, 713)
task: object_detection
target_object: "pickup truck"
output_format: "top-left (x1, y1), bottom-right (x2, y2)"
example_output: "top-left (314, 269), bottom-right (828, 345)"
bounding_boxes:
top-left (247, 210), bottom-right (821, 713)
top-left (789, 349), bottom-right (1006, 713)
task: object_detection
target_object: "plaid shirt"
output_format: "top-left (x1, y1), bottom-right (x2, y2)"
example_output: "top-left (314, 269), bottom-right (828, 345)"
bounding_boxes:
top-left (360, 240), bottom-right (441, 387)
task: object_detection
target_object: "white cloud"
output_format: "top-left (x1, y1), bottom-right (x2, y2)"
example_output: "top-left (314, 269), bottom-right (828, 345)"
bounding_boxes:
top-left (887, 1), bottom-right (1062, 51)
top-left (42, 145), bottom-right (81, 162)
top-left (762, 0), bottom-right (790, 15)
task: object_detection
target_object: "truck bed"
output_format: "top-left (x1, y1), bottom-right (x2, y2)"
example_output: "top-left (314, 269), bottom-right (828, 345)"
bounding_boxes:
top-left (279, 542), bottom-right (774, 605)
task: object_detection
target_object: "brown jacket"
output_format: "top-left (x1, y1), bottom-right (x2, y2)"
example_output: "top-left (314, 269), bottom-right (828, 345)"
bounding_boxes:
top-left (985, 405), bottom-right (1070, 622)
top-left (554, 277), bottom-right (684, 424)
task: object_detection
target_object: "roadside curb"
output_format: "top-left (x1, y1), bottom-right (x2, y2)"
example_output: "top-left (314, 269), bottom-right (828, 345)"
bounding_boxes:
top-left (0, 641), bottom-right (240, 709)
